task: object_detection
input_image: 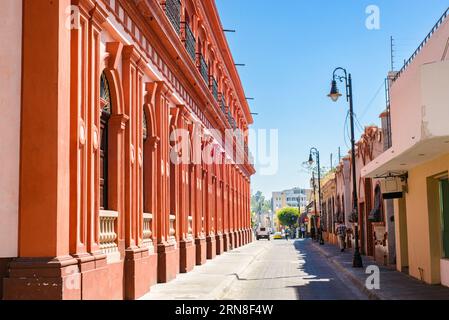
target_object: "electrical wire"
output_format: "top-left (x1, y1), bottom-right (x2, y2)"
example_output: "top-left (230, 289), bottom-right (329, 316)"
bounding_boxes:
top-left (358, 80), bottom-right (385, 121)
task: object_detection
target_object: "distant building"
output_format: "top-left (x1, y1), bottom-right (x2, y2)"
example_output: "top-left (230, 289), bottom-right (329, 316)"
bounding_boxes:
top-left (272, 188), bottom-right (312, 212)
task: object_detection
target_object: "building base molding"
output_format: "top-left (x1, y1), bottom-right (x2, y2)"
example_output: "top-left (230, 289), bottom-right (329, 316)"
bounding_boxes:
top-left (215, 234), bottom-right (224, 255)
top-left (3, 256), bottom-right (82, 300)
top-left (229, 231), bottom-right (237, 250)
top-left (248, 229), bottom-right (254, 243)
top-left (179, 239), bottom-right (195, 273)
top-left (195, 237), bottom-right (207, 266)
top-left (222, 232), bottom-right (230, 252)
top-left (236, 230), bottom-right (243, 247)
top-left (241, 229), bottom-right (247, 245)
top-left (0, 258), bottom-right (13, 300)
top-left (157, 242), bottom-right (179, 284)
top-left (124, 247), bottom-right (157, 300)
top-left (206, 235), bottom-right (217, 260)
top-left (74, 252), bottom-right (124, 300)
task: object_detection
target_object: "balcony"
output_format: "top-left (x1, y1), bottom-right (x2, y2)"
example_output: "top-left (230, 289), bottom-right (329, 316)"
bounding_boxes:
top-left (227, 110), bottom-right (237, 129)
top-left (183, 23), bottom-right (196, 62)
top-left (210, 77), bottom-right (218, 101)
top-left (198, 54), bottom-right (209, 84)
top-left (219, 95), bottom-right (227, 114)
top-left (165, 0), bottom-right (181, 35)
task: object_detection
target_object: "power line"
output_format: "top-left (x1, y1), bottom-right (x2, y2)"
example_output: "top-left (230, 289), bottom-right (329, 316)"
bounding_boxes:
top-left (359, 80), bottom-right (385, 121)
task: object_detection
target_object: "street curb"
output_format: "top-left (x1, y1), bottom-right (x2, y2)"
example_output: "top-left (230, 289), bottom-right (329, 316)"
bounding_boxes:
top-left (311, 242), bottom-right (382, 300)
top-left (206, 241), bottom-right (269, 300)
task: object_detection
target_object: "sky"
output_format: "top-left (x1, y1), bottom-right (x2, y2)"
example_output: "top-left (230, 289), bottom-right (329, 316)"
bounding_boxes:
top-left (216, 0), bottom-right (449, 198)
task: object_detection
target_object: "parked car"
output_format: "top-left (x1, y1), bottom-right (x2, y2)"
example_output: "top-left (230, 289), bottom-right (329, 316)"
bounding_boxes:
top-left (273, 232), bottom-right (283, 239)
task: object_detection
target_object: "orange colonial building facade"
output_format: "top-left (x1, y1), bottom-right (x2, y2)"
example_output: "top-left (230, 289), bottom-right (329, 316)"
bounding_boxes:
top-left (0, 0), bottom-right (255, 300)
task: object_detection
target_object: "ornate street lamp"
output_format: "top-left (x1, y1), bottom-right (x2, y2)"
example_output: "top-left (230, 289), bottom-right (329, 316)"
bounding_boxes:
top-left (327, 67), bottom-right (363, 268)
top-left (308, 147), bottom-right (324, 245)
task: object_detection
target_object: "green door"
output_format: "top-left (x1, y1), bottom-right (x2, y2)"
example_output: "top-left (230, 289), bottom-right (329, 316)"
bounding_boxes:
top-left (439, 179), bottom-right (449, 259)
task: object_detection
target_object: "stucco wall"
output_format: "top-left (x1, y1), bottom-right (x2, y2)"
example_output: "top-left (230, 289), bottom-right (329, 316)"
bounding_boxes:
top-left (0, 0), bottom-right (21, 257)
top-left (390, 16), bottom-right (449, 153)
top-left (405, 153), bottom-right (449, 284)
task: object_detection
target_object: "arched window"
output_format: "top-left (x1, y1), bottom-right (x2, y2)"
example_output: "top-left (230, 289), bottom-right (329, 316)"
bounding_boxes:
top-left (100, 72), bottom-right (112, 210)
top-left (143, 108), bottom-right (148, 210)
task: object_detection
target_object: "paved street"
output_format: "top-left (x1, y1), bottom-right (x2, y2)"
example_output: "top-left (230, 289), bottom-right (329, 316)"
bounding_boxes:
top-left (223, 239), bottom-right (367, 300)
top-left (142, 239), bottom-right (368, 300)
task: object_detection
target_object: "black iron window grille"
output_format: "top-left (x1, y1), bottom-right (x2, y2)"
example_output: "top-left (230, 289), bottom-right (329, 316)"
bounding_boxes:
top-left (198, 54), bottom-right (209, 84)
top-left (210, 77), bottom-right (218, 101)
top-left (165, 0), bottom-right (181, 34)
top-left (184, 23), bottom-right (196, 61)
top-left (220, 95), bottom-right (227, 114)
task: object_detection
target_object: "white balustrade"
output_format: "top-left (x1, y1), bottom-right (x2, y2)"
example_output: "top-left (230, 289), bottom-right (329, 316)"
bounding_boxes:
top-left (99, 210), bottom-right (119, 254)
top-left (143, 213), bottom-right (153, 246)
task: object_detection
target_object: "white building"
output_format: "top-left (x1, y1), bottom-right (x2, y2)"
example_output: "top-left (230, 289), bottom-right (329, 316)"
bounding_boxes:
top-left (272, 188), bottom-right (311, 212)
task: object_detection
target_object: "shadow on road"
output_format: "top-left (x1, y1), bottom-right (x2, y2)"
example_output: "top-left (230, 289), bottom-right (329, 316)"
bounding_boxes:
top-left (287, 239), bottom-right (367, 300)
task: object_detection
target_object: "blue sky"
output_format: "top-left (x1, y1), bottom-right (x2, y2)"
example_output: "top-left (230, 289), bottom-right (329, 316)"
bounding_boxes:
top-left (216, 0), bottom-right (449, 198)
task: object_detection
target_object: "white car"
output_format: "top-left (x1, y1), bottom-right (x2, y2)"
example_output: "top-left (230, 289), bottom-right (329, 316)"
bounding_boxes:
top-left (256, 227), bottom-right (270, 240)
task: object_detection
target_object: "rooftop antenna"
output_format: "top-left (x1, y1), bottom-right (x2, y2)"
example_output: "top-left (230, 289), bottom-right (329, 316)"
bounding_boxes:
top-left (390, 36), bottom-right (395, 72)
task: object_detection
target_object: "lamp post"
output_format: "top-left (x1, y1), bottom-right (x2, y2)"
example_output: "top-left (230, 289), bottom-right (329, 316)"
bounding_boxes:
top-left (308, 148), bottom-right (324, 245)
top-left (312, 172), bottom-right (317, 241)
top-left (327, 67), bottom-right (363, 268)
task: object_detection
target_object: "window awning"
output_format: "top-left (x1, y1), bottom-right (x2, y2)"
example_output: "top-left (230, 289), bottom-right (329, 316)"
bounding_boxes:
top-left (362, 136), bottom-right (449, 178)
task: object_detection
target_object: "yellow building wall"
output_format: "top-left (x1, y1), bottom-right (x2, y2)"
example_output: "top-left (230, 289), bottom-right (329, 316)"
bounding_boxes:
top-left (404, 152), bottom-right (449, 284)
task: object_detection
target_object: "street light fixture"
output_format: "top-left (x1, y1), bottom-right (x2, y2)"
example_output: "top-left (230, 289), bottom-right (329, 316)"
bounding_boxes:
top-left (308, 147), bottom-right (324, 245)
top-left (327, 67), bottom-right (363, 268)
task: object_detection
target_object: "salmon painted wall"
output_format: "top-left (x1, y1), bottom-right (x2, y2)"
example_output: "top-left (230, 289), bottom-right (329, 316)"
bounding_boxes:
top-left (390, 17), bottom-right (449, 154)
top-left (0, 0), bottom-right (21, 258)
top-left (404, 153), bottom-right (449, 284)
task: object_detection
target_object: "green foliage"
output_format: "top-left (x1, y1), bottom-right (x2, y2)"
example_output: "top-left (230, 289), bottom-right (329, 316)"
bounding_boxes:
top-left (251, 191), bottom-right (271, 214)
top-left (277, 207), bottom-right (300, 229)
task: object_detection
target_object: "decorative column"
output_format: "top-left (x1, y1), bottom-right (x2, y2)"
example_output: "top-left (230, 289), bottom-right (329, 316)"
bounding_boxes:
top-left (176, 106), bottom-right (196, 273)
top-left (4, 0), bottom-right (79, 300)
top-left (191, 123), bottom-right (206, 265)
top-left (215, 159), bottom-right (224, 255)
top-left (142, 83), bottom-right (160, 288)
top-left (146, 81), bottom-right (179, 283)
top-left (222, 153), bottom-right (230, 251)
top-left (204, 137), bottom-right (216, 260)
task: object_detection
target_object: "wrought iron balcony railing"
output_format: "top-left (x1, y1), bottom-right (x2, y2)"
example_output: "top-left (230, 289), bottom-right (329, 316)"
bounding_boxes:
top-left (198, 54), bottom-right (209, 84)
top-left (210, 77), bottom-right (218, 101)
top-left (184, 23), bottom-right (196, 61)
top-left (227, 110), bottom-right (237, 129)
top-left (165, 0), bottom-right (181, 35)
top-left (220, 95), bottom-right (227, 114)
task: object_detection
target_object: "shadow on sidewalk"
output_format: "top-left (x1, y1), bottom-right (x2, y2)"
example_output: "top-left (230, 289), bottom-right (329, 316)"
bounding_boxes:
top-left (309, 240), bottom-right (449, 300)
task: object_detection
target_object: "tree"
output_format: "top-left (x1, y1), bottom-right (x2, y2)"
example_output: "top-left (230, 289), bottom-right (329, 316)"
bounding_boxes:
top-left (277, 207), bottom-right (300, 229)
top-left (251, 191), bottom-right (271, 214)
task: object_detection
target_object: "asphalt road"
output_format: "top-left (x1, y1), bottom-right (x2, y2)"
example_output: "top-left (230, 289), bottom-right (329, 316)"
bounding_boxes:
top-left (222, 238), bottom-right (368, 300)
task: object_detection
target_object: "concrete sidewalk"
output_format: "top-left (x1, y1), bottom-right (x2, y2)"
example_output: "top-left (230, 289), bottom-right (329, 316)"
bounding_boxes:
top-left (311, 240), bottom-right (449, 300)
top-left (140, 241), bottom-right (270, 300)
